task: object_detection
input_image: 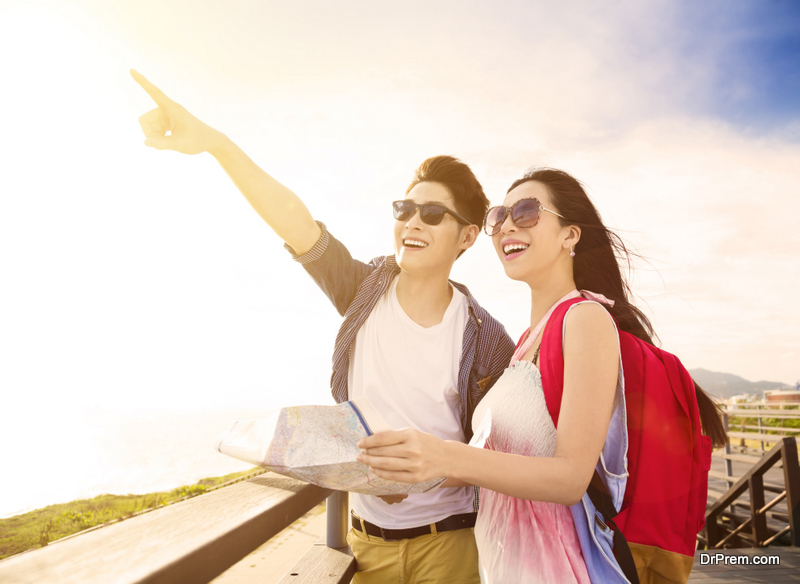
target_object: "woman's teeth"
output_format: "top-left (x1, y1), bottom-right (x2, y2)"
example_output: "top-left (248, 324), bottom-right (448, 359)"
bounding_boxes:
top-left (503, 243), bottom-right (529, 255)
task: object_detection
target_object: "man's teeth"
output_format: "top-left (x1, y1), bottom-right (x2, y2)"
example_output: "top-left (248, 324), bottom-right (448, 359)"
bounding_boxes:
top-left (404, 239), bottom-right (428, 248)
top-left (503, 243), bottom-right (529, 255)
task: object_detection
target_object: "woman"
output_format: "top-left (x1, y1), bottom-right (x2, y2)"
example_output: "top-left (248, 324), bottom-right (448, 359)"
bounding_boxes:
top-left (357, 168), bottom-right (726, 583)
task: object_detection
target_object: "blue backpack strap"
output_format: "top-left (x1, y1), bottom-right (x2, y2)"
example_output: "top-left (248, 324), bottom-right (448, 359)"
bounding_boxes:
top-left (587, 474), bottom-right (640, 584)
top-left (541, 297), bottom-right (640, 584)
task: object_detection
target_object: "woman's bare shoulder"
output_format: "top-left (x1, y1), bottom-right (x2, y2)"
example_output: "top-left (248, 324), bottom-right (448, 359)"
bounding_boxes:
top-left (563, 301), bottom-right (618, 345)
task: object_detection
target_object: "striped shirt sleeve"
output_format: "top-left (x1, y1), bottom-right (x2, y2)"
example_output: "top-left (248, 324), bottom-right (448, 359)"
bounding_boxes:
top-left (284, 221), bottom-right (330, 265)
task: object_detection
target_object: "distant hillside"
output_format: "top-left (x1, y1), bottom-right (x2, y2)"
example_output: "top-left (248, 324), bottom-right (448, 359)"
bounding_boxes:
top-left (689, 368), bottom-right (790, 399)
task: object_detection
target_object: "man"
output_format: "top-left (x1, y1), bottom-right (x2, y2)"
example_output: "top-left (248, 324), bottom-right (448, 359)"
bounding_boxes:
top-left (131, 69), bottom-right (514, 584)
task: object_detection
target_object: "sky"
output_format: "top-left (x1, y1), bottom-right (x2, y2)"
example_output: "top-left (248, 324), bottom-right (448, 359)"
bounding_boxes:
top-left (1, 0), bottom-right (799, 420)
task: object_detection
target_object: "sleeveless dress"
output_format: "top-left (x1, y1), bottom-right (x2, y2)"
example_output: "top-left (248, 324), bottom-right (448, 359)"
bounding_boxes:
top-left (472, 360), bottom-right (592, 584)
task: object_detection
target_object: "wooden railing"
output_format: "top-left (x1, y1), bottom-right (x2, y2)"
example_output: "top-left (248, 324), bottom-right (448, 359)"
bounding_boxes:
top-left (710, 404), bottom-right (800, 491)
top-left (7, 403), bottom-right (794, 581)
top-left (722, 403), bottom-right (800, 456)
top-left (703, 436), bottom-right (800, 549)
top-left (0, 473), bottom-right (355, 584)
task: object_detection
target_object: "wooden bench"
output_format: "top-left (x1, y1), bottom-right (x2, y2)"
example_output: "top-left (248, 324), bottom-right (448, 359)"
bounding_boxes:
top-left (708, 470), bottom-right (785, 493)
top-left (724, 424), bottom-right (800, 433)
top-left (714, 451), bottom-right (768, 465)
top-left (726, 432), bottom-right (788, 443)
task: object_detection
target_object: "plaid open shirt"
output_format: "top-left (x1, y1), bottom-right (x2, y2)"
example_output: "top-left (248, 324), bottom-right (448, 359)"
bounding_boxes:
top-left (285, 222), bottom-right (515, 442)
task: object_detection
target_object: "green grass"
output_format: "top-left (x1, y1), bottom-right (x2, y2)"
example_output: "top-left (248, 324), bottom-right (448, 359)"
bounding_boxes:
top-left (727, 414), bottom-right (800, 432)
top-left (0, 468), bottom-right (262, 560)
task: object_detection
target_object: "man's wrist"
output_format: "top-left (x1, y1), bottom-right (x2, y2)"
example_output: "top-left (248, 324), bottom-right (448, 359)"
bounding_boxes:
top-left (207, 130), bottom-right (233, 158)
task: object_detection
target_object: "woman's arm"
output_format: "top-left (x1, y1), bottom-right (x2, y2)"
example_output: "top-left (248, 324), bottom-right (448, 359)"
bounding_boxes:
top-left (440, 478), bottom-right (471, 487)
top-left (358, 302), bottom-right (619, 506)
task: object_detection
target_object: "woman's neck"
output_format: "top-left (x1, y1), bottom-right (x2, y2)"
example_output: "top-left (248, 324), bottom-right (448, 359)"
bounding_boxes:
top-left (528, 275), bottom-right (578, 332)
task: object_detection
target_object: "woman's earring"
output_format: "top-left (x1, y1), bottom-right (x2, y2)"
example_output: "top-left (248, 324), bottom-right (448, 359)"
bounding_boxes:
top-left (569, 246), bottom-right (576, 257)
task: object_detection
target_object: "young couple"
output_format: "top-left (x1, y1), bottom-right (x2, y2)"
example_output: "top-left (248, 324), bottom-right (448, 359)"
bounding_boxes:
top-left (132, 70), bottom-right (710, 584)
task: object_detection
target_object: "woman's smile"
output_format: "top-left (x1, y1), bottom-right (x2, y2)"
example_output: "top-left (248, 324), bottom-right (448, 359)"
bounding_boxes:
top-left (500, 238), bottom-right (530, 261)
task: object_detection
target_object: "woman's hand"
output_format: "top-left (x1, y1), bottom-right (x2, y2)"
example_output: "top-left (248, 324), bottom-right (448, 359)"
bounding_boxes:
top-left (131, 69), bottom-right (226, 155)
top-left (356, 429), bottom-right (452, 484)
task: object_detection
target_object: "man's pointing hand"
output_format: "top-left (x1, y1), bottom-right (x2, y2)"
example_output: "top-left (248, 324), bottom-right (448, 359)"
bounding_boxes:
top-left (130, 69), bottom-right (223, 155)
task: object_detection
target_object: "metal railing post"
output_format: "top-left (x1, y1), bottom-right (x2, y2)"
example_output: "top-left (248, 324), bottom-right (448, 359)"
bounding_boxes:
top-left (723, 412), bottom-right (733, 479)
top-left (326, 491), bottom-right (349, 548)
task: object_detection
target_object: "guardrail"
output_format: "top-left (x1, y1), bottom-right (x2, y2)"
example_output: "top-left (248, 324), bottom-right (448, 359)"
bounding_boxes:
top-left (713, 404), bottom-right (800, 480)
top-left (8, 402), bottom-right (793, 580)
top-left (0, 473), bottom-right (355, 584)
top-left (702, 437), bottom-right (800, 549)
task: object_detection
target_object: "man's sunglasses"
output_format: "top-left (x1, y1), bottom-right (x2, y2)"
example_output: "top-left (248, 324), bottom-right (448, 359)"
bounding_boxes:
top-left (392, 200), bottom-right (473, 226)
top-left (483, 198), bottom-right (566, 236)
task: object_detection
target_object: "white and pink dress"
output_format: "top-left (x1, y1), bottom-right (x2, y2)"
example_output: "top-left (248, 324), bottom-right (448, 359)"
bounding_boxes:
top-left (472, 290), bottom-right (626, 584)
top-left (472, 358), bottom-right (591, 584)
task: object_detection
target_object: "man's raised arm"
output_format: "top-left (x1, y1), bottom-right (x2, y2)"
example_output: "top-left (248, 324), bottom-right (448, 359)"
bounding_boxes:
top-left (130, 69), bottom-right (321, 255)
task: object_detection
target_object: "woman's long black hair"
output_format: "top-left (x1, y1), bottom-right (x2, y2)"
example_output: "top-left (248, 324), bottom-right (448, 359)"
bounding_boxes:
top-left (510, 168), bottom-right (727, 447)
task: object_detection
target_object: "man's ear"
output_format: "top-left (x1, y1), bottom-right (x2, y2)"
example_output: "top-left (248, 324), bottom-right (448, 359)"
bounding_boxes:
top-left (460, 224), bottom-right (480, 251)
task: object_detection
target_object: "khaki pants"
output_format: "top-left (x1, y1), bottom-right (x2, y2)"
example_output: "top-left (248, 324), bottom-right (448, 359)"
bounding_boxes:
top-left (347, 525), bottom-right (480, 584)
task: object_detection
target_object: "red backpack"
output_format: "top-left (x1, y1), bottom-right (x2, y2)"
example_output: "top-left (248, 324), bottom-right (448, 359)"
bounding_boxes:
top-left (539, 297), bottom-right (712, 584)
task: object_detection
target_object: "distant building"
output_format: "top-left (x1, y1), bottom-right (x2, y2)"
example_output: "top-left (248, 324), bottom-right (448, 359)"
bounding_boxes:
top-left (729, 394), bottom-right (751, 404)
top-left (764, 388), bottom-right (800, 404)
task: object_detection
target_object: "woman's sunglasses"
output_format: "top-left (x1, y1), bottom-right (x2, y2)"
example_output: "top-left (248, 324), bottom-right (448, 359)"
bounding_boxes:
top-left (392, 200), bottom-right (473, 226)
top-left (483, 198), bottom-right (566, 236)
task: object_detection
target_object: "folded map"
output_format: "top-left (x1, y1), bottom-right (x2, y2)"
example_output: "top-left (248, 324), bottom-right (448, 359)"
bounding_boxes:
top-left (216, 396), bottom-right (446, 495)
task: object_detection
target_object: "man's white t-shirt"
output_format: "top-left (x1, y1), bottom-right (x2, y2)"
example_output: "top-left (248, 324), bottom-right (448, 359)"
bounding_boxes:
top-left (348, 275), bottom-right (475, 529)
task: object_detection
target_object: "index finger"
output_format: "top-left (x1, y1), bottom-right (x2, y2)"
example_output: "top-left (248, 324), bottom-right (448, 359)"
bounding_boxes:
top-left (358, 430), bottom-right (408, 449)
top-left (130, 69), bottom-right (173, 107)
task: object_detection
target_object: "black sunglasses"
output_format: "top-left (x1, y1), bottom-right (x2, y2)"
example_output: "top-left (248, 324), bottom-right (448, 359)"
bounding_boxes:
top-left (483, 197), bottom-right (566, 236)
top-left (392, 200), bottom-right (473, 226)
